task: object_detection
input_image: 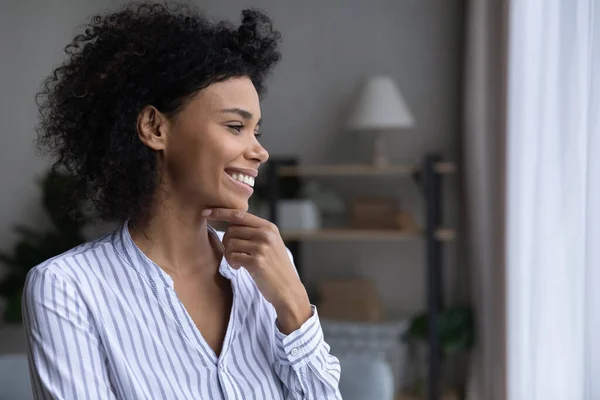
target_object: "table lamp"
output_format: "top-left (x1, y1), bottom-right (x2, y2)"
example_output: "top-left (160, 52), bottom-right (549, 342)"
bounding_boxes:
top-left (347, 75), bottom-right (415, 166)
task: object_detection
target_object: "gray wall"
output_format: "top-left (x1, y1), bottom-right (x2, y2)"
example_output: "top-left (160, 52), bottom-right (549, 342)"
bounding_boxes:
top-left (0, 0), bottom-right (121, 254)
top-left (0, 0), bottom-right (465, 335)
top-left (173, 0), bottom-right (466, 315)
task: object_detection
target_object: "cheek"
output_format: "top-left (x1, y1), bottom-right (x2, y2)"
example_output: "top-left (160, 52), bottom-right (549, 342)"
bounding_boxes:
top-left (165, 133), bottom-right (215, 190)
top-left (168, 136), bottom-right (196, 169)
top-left (167, 127), bottom-right (246, 196)
top-left (197, 150), bottom-right (223, 186)
top-left (208, 133), bottom-right (247, 166)
top-left (195, 134), bottom-right (239, 188)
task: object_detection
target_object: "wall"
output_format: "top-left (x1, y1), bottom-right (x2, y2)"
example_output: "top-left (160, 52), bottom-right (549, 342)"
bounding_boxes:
top-left (185, 0), bottom-right (466, 315)
top-left (0, 0), bottom-right (118, 261)
top-left (0, 0), bottom-right (465, 326)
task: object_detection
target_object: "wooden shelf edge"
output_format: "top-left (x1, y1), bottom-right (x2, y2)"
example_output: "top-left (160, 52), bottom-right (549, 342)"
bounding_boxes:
top-left (280, 228), bottom-right (455, 242)
top-left (277, 162), bottom-right (456, 177)
top-left (433, 161), bottom-right (457, 174)
top-left (434, 228), bottom-right (457, 241)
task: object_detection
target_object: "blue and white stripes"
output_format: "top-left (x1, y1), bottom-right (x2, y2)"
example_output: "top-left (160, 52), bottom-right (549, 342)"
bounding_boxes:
top-left (22, 223), bottom-right (341, 399)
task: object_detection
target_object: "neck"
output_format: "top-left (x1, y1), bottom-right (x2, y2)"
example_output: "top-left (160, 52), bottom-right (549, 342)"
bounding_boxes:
top-left (128, 193), bottom-right (220, 280)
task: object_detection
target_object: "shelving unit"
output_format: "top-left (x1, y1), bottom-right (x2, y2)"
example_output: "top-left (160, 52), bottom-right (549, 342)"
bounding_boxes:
top-left (280, 228), bottom-right (456, 242)
top-left (266, 154), bottom-right (455, 400)
top-left (277, 162), bottom-right (457, 177)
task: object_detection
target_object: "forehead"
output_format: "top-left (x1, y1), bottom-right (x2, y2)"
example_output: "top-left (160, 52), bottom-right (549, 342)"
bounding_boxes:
top-left (191, 76), bottom-right (261, 115)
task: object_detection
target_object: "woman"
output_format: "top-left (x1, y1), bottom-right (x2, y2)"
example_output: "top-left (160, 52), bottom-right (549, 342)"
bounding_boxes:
top-left (23, 3), bottom-right (342, 399)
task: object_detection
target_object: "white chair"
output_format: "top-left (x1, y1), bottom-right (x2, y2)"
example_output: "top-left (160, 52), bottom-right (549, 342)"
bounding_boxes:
top-left (0, 354), bottom-right (33, 400)
top-left (338, 355), bottom-right (395, 400)
top-left (323, 319), bottom-right (408, 400)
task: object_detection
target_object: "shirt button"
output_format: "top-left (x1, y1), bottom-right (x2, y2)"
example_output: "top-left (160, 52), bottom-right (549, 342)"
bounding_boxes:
top-left (291, 348), bottom-right (299, 357)
top-left (219, 362), bottom-right (225, 371)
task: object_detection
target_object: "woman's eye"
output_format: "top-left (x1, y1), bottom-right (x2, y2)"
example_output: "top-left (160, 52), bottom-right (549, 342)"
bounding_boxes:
top-left (227, 125), bottom-right (243, 133)
top-left (254, 131), bottom-right (262, 138)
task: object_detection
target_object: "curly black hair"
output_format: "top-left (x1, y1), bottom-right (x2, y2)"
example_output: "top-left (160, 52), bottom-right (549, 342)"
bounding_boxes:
top-left (36, 2), bottom-right (281, 224)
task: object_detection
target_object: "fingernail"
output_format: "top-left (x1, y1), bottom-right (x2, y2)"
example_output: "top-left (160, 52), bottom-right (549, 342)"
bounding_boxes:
top-left (201, 209), bottom-right (212, 216)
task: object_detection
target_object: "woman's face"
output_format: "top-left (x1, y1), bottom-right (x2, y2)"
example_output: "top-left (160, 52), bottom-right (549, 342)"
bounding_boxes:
top-left (159, 76), bottom-right (269, 211)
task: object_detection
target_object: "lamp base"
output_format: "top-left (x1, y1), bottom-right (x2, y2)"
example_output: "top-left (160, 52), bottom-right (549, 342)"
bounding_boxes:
top-left (372, 131), bottom-right (390, 167)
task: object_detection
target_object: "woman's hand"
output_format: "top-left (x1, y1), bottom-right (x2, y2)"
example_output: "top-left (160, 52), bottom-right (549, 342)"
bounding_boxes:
top-left (203, 208), bottom-right (312, 334)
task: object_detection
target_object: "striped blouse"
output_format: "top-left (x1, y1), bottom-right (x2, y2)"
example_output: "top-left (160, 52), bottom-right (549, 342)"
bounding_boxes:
top-left (22, 222), bottom-right (342, 399)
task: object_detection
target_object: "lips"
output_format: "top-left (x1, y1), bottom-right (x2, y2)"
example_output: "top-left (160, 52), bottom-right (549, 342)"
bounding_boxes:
top-left (223, 168), bottom-right (256, 197)
top-left (226, 171), bottom-right (255, 188)
top-left (224, 167), bottom-right (258, 188)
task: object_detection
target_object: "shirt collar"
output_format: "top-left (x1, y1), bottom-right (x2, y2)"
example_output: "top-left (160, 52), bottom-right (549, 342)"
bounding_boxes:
top-left (207, 224), bottom-right (237, 280)
top-left (112, 221), bottom-right (236, 289)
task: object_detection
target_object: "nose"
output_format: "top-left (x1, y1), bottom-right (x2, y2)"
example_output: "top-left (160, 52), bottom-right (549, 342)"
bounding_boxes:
top-left (245, 139), bottom-right (269, 164)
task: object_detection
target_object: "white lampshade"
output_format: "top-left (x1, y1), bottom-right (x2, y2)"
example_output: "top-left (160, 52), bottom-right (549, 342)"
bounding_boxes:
top-left (347, 75), bottom-right (415, 131)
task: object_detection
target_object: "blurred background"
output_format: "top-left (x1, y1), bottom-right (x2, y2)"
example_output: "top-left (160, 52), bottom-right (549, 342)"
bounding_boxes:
top-left (1, 1), bottom-right (598, 400)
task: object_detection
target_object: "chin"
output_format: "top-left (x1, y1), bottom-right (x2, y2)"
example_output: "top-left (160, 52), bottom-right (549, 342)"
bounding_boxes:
top-left (233, 201), bottom-right (249, 211)
top-left (215, 197), bottom-right (249, 211)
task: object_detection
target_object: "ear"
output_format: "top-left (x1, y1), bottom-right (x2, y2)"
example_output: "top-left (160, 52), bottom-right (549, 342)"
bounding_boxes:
top-left (136, 106), bottom-right (170, 151)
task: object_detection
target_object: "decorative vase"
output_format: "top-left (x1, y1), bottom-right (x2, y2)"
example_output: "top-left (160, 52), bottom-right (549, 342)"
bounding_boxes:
top-left (262, 200), bottom-right (320, 231)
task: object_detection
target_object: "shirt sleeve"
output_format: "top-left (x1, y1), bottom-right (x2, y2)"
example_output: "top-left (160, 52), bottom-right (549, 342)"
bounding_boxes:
top-left (22, 266), bottom-right (118, 400)
top-left (273, 305), bottom-right (342, 399)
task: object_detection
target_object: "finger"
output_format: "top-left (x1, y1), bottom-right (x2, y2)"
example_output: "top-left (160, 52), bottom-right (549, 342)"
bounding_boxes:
top-left (223, 238), bottom-right (255, 256)
top-left (226, 252), bottom-right (255, 269)
top-left (223, 225), bottom-right (262, 242)
top-left (202, 208), bottom-right (263, 227)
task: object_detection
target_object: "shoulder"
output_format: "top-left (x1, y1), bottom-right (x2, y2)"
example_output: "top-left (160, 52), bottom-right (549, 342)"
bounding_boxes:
top-left (23, 232), bottom-right (114, 301)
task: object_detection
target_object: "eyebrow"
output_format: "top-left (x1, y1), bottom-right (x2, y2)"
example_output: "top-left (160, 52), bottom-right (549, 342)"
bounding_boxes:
top-left (220, 108), bottom-right (262, 126)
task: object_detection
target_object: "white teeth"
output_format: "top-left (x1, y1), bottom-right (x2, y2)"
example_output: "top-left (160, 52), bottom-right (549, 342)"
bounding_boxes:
top-left (230, 172), bottom-right (255, 188)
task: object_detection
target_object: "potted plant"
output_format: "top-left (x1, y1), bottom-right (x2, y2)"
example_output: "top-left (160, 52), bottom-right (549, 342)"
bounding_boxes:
top-left (0, 169), bottom-right (93, 323)
top-left (402, 306), bottom-right (474, 399)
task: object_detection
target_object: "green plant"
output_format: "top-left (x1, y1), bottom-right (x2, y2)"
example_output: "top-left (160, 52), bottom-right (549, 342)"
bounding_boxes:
top-left (0, 170), bottom-right (92, 323)
top-left (404, 307), bottom-right (474, 398)
top-left (403, 306), bottom-right (474, 396)
top-left (407, 306), bottom-right (474, 355)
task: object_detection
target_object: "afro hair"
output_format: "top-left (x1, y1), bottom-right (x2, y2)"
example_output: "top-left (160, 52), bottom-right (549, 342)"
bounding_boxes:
top-left (36, 2), bottom-right (281, 223)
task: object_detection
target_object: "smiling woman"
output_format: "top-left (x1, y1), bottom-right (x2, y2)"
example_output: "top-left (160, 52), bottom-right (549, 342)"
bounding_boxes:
top-left (138, 77), bottom-right (268, 209)
top-left (23, 2), bottom-right (341, 400)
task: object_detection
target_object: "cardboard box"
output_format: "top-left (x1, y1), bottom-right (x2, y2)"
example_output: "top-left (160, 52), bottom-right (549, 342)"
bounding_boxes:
top-left (318, 299), bottom-right (383, 322)
top-left (318, 278), bottom-right (379, 301)
top-left (317, 278), bottom-right (384, 322)
top-left (395, 211), bottom-right (420, 232)
top-left (349, 197), bottom-right (398, 229)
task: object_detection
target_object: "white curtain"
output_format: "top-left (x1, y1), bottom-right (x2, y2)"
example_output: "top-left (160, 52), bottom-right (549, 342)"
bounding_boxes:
top-left (506, 0), bottom-right (599, 399)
